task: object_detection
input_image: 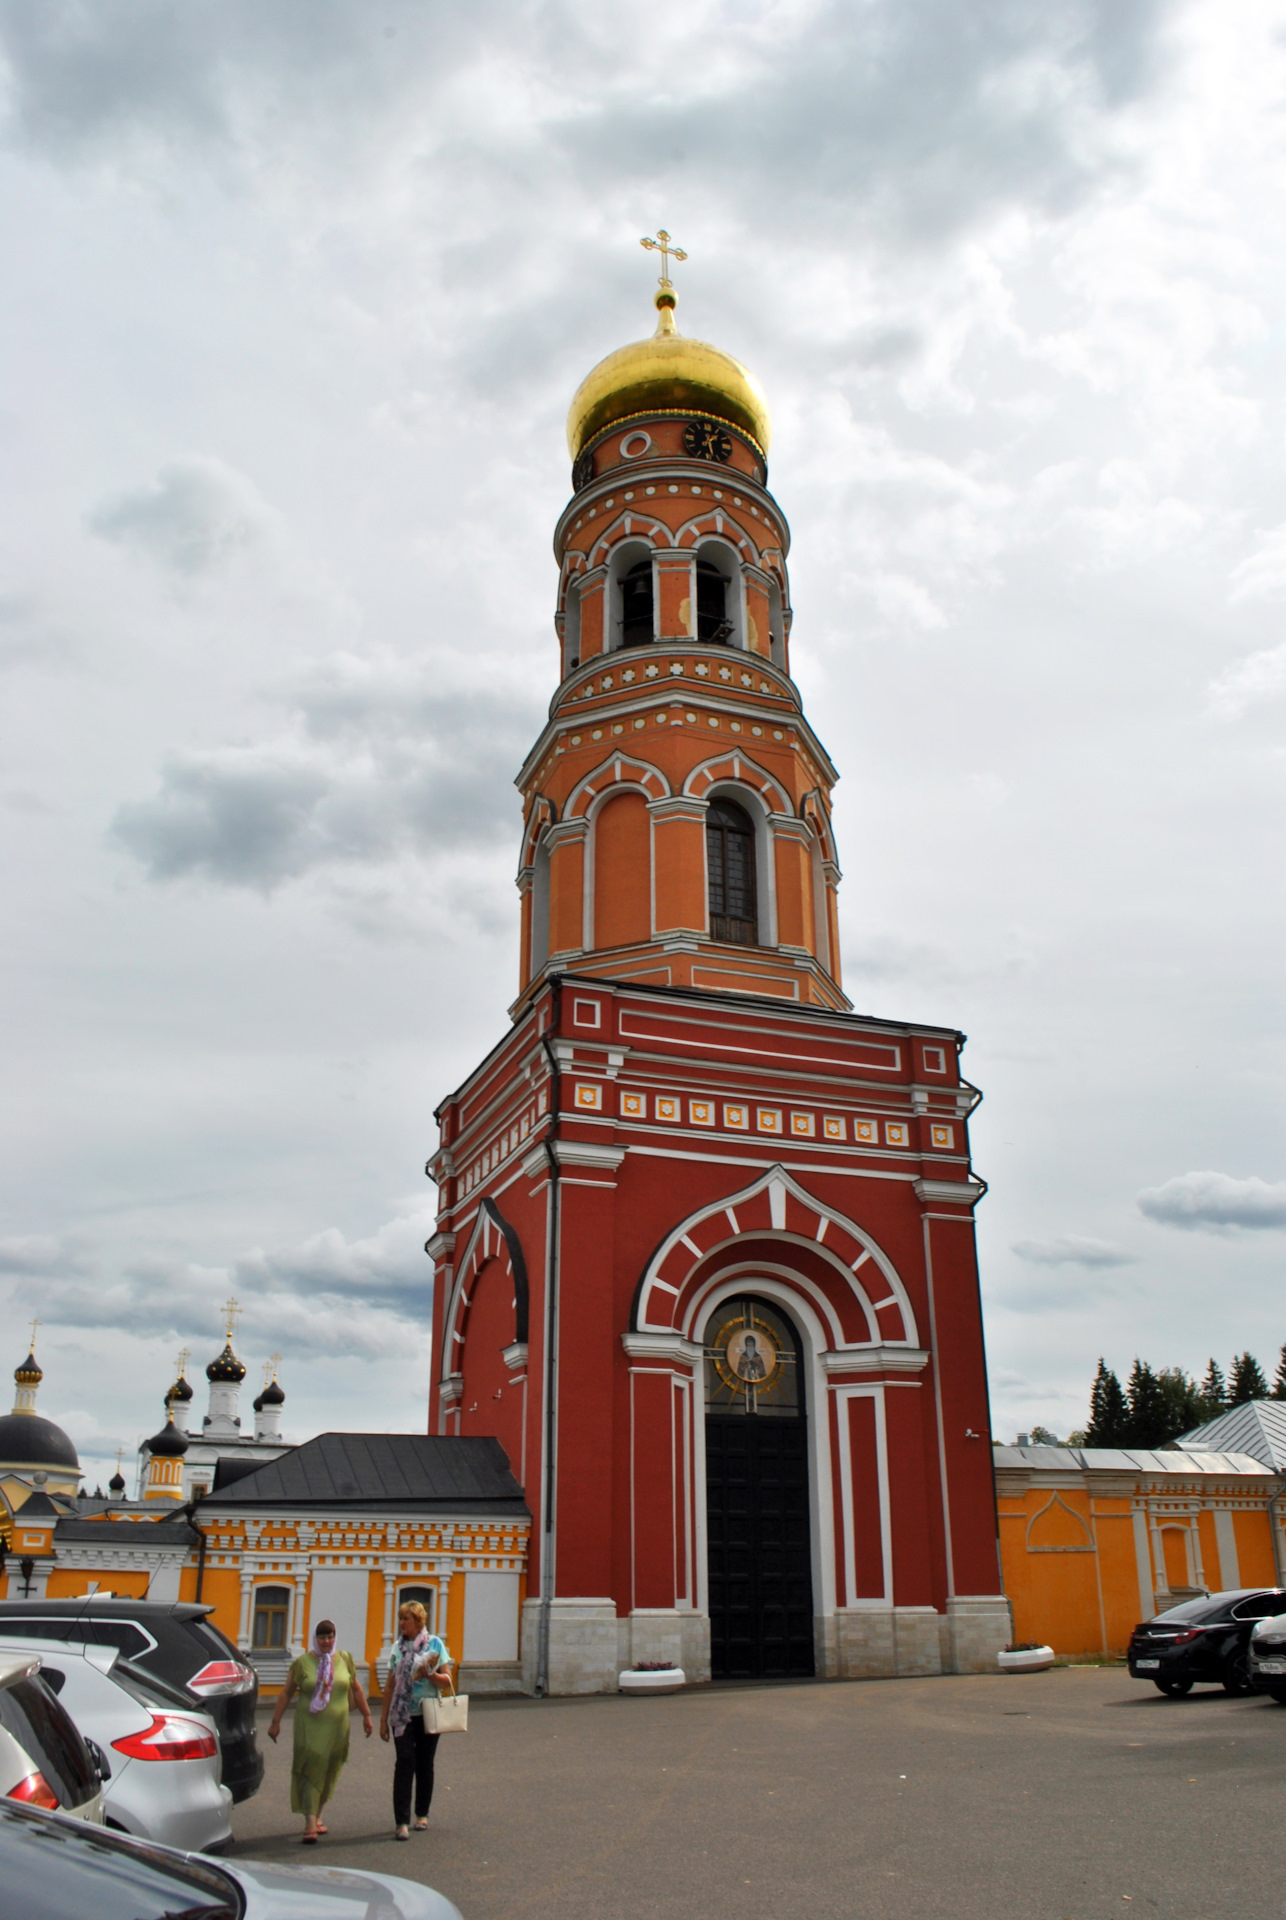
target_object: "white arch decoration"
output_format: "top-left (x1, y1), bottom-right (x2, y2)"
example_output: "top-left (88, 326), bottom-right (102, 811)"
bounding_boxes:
top-left (565, 752), bottom-right (670, 821)
top-left (632, 1164), bottom-right (919, 1348)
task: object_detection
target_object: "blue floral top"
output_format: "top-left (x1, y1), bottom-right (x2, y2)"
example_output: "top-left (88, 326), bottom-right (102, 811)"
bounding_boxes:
top-left (388, 1632), bottom-right (451, 1734)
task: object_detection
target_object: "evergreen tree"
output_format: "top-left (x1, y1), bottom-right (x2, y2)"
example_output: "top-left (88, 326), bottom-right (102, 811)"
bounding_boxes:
top-left (1125, 1358), bottom-right (1170, 1448)
top-left (1272, 1346), bottom-right (1286, 1402)
top-left (1229, 1352), bottom-right (1269, 1404)
top-left (1198, 1358), bottom-right (1226, 1418)
top-left (1084, 1359), bottom-right (1130, 1446)
top-left (1155, 1367), bottom-right (1203, 1445)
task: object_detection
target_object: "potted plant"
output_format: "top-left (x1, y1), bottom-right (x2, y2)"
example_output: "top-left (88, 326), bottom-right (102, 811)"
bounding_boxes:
top-left (618, 1660), bottom-right (686, 1695)
top-left (997, 1640), bottom-right (1055, 1673)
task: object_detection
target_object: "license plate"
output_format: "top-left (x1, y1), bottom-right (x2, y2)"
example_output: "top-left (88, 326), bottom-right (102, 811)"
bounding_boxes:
top-left (1256, 1659), bottom-right (1286, 1675)
top-left (1135, 1659), bottom-right (1160, 1670)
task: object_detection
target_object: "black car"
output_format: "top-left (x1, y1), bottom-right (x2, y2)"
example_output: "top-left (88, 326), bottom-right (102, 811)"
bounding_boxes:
top-left (1127, 1586), bottom-right (1286, 1695)
top-left (0, 1600), bottom-right (262, 1801)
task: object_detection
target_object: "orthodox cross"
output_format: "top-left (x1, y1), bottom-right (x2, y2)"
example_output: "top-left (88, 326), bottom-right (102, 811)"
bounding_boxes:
top-left (26, 1317), bottom-right (39, 1352)
top-left (641, 229), bottom-right (687, 288)
top-left (174, 1345), bottom-right (190, 1379)
top-left (268, 1351), bottom-right (282, 1381)
top-left (222, 1297), bottom-right (242, 1343)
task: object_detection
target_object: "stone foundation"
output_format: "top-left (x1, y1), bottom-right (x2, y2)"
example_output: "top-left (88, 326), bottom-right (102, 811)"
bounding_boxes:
top-left (457, 1660), bottom-right (525, 1696)
top-left (945, 1594), bottom-right (1012, 1673)
top-left (521, 1597), bottom-right (619, 1695)
top-left (520, 1595), bottom-right (1013, 1693)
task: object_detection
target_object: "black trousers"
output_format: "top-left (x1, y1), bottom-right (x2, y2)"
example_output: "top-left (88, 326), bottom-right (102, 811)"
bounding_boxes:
top-left (393, 1721), bottom-right (440, 1824)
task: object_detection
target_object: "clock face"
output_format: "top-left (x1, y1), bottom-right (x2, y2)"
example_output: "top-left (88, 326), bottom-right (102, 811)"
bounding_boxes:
top-left (571, 449), bottom-right (594, 491)
top-left (683, 419), bottom-right (733, 464)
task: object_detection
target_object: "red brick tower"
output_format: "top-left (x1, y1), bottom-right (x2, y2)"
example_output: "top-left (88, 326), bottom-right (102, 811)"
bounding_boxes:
top-left (428, 247), bottom-right (1007, 1692)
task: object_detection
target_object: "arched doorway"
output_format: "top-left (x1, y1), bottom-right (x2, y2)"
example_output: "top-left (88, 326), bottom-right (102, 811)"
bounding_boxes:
top-left (704, 1296), bottom-right (814, 1678)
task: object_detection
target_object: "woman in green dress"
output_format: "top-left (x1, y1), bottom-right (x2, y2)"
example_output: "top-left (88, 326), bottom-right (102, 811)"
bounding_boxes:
top-left (267, 1620), bottom-right (373, 1842)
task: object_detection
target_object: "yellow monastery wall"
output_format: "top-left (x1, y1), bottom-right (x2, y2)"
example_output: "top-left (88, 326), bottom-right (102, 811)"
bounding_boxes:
top-left (997, 1461), bottom-right (1284, 1659)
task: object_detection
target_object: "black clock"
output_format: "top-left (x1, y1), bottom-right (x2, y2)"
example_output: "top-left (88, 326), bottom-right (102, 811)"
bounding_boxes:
top-left (571, 449), bottom-right (594, 491)
top-left (683, 420), bottom-right (733, 463)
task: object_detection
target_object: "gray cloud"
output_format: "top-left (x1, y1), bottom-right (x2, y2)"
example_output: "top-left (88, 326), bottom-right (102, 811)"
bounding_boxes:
top-left (1010, 1235), bottom-right (1138, 1268)
top-left (0, 1232), bottom-right (94, 1277)
top-left (111, 661), bottom-right (539, 890)
top-left (1137, 1172), bottom-right (1286, 1234)
top-left (87, 456), bottom-right (278, 576)
top-left (7, 1209), bottom-right (436, 1364)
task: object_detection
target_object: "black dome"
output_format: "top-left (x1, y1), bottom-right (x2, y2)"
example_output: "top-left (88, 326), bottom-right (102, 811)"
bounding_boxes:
top-left (0, 1412), bottom-right (79, 1472)
top-left (108, 1471), bottom-right (126, 1493)
top-left (259, 1379), bottom-right (285, 1406)
top-left (251, 1392), bottom-right (263, 1413)
top-left (206, 1343), bottom-right (246, 1383)
top-left (167, 1376), bottom-right (195, 1403)
top-left (145, 1419), bottom-right (189, 1458)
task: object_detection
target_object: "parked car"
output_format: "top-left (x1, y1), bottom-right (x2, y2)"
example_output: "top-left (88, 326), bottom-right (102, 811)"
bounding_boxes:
top-left (0, 1656), bottom-right (104, 1823)
top-left (0, 1597), bottom-right (262, 1801)
top-left (1127, 1587), bottom-right (1286, 1694)
top-left (0, 1796), bottom-right (465, 1920)
top-left (1247, 1611), bottom-right (1286, 1701)
top-left (0, 1632), bottom-right (231, 1850)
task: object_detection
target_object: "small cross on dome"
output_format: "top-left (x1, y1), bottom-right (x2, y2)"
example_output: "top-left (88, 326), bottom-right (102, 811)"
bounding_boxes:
top-left (640, 229), bottom-right (687, 290)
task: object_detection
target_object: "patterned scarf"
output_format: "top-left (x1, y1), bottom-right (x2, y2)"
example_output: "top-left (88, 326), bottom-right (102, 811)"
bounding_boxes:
top-left (308, 1633), bottom-right (336, 1714)
top-left (388, 1629), bottom-right (430, 1736)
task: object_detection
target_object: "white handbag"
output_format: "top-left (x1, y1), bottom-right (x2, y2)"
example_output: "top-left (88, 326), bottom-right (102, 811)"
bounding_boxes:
top-left (422, 1676), bottom-right (469, 1735)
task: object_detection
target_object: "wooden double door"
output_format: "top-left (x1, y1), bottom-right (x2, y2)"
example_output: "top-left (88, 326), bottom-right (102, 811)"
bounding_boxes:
top-left (704, 1296), bottom-right (815, 1678)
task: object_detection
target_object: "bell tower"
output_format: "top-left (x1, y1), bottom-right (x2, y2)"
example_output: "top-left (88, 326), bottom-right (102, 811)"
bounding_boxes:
top-left (428, 247), bottom-right (1007, 1698)
top-left (517, 239), bottom-right (843, 1013)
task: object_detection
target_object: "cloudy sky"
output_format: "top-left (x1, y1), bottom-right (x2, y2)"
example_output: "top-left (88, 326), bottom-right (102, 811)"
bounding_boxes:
top-left (1, 0), bottom-right (1283, 1488)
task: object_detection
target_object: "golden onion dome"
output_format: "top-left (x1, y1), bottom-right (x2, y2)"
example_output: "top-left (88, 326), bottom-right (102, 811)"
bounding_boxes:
top-left (566, 290), bottom-right (771, 462)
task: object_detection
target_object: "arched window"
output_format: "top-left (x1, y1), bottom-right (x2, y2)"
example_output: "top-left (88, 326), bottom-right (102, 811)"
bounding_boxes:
top-left (696, 559), bottom-right (733, 643)
top-left (620, 560), bottom-right (654, 647)
top-left (707, 798), bottom-right (757, 945)
top-left (252, 1585), bottom-right (291, 1651)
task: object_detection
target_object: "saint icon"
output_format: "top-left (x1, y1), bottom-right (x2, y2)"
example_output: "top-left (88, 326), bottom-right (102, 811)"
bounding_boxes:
top-left (735, 1332), bottom-right (767, 1381)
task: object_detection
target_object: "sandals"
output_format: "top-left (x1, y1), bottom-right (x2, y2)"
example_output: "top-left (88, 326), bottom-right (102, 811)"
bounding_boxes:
top-left (413, 1819), bottom-right (429, 1830)
top-left (395, 1825), bottom-right (410, 1841)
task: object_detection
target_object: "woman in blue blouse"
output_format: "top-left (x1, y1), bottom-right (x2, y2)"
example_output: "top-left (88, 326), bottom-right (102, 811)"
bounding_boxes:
top-left (379, 1600), bottom-right (453, 1840)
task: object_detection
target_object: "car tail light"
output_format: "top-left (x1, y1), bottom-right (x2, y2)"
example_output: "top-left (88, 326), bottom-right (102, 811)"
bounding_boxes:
top-left (8, 1771), bottom-right (60, 1809)
top-left (1170, 1628), bottom-right (1203, 1645)
top-left (112, 1713), bottom-right (219, 1762)
top-left (187, 1659), bottom-right (255, 1697)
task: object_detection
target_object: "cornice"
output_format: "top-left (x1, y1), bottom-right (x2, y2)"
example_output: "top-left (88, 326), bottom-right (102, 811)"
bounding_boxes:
top-left (913, 1178), bottom-right (988, 1209)
top-left (550, 1140), bottom-right (627, 1170)
top-left (821, 1346), bottom-right (930, 1375)
top-left (621, 1331), bottom-right (705, 1365)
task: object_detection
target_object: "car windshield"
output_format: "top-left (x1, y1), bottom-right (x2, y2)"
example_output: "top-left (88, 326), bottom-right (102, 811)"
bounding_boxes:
top-left (0, 1677), bottom-right (96, 1807)
top-left (0, 1800), bottom-right (243, 1920)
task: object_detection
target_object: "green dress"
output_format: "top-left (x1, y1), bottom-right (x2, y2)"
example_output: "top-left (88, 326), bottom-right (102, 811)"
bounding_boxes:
top-left (288, 1650), bottom-right (356, 1817)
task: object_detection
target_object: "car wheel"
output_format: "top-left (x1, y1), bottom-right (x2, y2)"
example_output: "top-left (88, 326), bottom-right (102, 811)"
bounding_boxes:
top-left (1222, 1654), bottom-right (1254, 1696)
top-left (1265, 1685), bottom-right (1286, 1705)
top-left (1153, 1677), bottom-right (1194, 1696)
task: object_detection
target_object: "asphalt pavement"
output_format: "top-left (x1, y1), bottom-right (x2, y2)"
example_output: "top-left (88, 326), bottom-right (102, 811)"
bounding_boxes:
top-left (230, 1668), bottom-right (1284, 1920)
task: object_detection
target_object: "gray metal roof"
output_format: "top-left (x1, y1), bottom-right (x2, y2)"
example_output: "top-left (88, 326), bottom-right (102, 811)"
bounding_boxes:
top-left (1177, 1400), bottom-right (1286, 1472)
top-left (992, 1444), bottom-right (1274, 1474)
top-left (52, 1518), bottom-right (199, 1545)
top-left (198, 1433), bottom-right (528, 1512)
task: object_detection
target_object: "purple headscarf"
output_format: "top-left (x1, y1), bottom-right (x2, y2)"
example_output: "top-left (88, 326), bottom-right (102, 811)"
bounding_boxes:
top-left (308, 1630), bottom-right (336, 1713)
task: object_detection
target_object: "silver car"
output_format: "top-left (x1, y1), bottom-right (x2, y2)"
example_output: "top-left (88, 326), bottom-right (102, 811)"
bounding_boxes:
top-left (1, 1796), bottom-right (463, 1920)
top-left (0, 1637), bottom-right (230, 1851)
top-left (0, 1656), bottom-right (104, 1824)
top-left (1248, 1610), bottom-right (1286, 1702)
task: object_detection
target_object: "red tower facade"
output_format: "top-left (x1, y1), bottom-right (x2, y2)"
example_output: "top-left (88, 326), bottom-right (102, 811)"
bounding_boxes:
top-left (427, 270), bottom-right (1007, 1692)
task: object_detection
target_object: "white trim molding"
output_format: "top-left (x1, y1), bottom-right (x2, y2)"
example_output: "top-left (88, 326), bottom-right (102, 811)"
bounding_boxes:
top-left (913, 1178), bottom-right (987, 1208)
